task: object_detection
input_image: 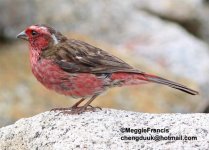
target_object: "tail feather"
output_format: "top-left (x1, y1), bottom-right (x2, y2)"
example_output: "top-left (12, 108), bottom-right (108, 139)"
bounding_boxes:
top-left (144, 74), bottom-right (199, 95)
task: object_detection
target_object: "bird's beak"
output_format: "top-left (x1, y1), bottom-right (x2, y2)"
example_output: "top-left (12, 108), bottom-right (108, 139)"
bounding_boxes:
top-left (16, 30), bottom-right (28, 41)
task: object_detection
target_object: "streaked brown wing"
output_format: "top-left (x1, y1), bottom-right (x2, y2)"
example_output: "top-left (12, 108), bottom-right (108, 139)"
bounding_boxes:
top-left (42, 39), bottom-right (143, 74)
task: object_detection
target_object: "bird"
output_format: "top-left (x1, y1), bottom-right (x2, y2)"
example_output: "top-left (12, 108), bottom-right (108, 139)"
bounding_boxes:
top-left (17, 24), bottom-right (199, 114)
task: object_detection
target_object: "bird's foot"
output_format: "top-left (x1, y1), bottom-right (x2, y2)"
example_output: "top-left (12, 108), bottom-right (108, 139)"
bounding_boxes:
top-left (86, 105), bottom-right (102, 110)
top-left (50, 105), bottom-right (102, 115)
top-left (64, 106), bottom-right (101, 115)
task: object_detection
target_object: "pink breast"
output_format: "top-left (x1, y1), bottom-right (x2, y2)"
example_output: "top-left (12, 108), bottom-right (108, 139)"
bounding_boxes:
top-left (30, 58), bottom-right (105, 98)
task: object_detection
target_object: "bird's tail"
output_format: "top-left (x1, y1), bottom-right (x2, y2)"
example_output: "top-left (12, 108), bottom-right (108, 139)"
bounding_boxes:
top-left (111, 72), bottom-right (199, 95)
top-left (144, 74), bottom-right (199, 95)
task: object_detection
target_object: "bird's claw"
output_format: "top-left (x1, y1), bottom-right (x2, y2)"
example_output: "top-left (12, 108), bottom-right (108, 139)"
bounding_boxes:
top-left (87, 105), bottom-right (102, 110)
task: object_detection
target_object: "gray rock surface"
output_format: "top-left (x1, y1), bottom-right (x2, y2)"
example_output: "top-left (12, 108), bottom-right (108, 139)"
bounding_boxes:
top-left (134, 0), bottom-right (201, 21)
top-left (0, 0), bottom-right (208, 43)
top-left (0, 109), bottom-right (209, 149)
top-left (1, 0), bottom-right (209, 47)
top-left (133, 0), bottom-right (209, 43)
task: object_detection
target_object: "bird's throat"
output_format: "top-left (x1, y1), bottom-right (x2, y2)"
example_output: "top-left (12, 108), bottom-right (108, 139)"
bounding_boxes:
top-left (29, 47), bottom-right (42, 67)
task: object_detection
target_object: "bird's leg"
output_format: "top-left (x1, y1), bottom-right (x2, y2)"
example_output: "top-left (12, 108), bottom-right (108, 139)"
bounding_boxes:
top-left (63, 95), bottom-right (101, 114)
top-left (71, 98), bottom-right (86, 108)
top-left (50, 98), bottom-right (86, 112)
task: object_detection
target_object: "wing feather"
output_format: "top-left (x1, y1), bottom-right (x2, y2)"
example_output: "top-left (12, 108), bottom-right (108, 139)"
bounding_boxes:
top-left (41, 39), bottom-right (143, 74)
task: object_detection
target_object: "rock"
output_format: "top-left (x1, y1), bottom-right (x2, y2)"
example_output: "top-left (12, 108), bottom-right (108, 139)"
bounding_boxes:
top-left (0, 109), bottom-right (209, 149)
top-left (134, 0), bottom-right (201, 21)
top-left (0, 0), bottom-right (202, 41)
top-left (1, 0), bottom-right (209, 44)
top-left (133, 0), bottom-right (209, 43)
top-left (0, 0), bottom-right (36, 40)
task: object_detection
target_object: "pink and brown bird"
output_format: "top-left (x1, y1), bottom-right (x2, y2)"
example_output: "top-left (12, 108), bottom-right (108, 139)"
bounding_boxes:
top-left (17, 24), bottom-right (199, 114)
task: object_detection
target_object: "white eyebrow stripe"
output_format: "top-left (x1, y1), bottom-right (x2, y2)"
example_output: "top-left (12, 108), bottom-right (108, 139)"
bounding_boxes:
top-left (51, 34), bottom-right (59, 44)
top-left (76, 56), bottom-right (82, 59)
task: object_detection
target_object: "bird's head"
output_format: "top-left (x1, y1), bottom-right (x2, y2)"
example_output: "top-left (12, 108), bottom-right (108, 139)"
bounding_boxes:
top-left (17, 24), bottom-right (66, 50)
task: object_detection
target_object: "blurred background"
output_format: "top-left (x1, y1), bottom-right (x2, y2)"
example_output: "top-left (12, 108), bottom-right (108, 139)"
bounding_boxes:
top-left (0, 0), bottom-right (209, 127)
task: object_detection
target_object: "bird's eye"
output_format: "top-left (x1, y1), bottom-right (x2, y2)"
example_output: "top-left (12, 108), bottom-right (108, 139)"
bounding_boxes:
top-left (31, 30), bottom-right (38, 36)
